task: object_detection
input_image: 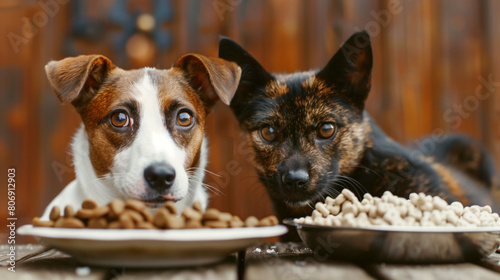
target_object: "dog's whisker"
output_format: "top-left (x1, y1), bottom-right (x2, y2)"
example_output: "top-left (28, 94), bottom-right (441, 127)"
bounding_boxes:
top-left (188, 178), bottom-right (225, 197)
top-left (202, 183), bottom-right (224, 195)
top-left (338, 179), bottom-right (363, 198)
top-left (324, 187), bottom-right (340, 198)
top-left (202, 186), bottom-right (224, 197)
top-left (339, 175), bottom-right (369, 195)
top-left (335, 175), bottom-right (368, 198)
top-left (307, 200), bottom-right (314, 210)
top-left (329, 176), bottom-right (359, 197)
top-left (186, 167), bottom-right (221, 178)
top-left (316, 190), bottom-right (325, 201)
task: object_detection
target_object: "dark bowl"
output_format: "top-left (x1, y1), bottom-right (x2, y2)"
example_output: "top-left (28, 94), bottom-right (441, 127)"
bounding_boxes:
top-left (283, 219), bottom-right (500, 263)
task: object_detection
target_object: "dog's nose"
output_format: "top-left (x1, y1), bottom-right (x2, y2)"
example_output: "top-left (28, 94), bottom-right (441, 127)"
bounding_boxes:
top-left (144, 164), bottom-right (176, 192)
top-left (282, 169), bottom-right (309, 189)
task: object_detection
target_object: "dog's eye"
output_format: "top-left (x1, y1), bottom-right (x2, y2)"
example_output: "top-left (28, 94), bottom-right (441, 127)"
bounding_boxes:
top-left (110, 110), bottom-right (131, 128)
top-left (318, 123), bottom-right (336, 139)
top-left (177, 110), bottom-right (193, 127)
top-left (260, 125), bottom-right (277, 143)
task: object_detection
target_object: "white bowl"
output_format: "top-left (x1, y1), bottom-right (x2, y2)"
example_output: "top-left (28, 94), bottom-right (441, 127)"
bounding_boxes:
top-left (18, 224), bottom-right (288, 267)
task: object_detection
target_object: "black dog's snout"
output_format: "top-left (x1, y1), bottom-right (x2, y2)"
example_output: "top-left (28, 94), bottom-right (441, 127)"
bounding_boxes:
top-left (282, 169), bottom-right (310, 189)
top-left (144, 164), bottom-right (176, 192)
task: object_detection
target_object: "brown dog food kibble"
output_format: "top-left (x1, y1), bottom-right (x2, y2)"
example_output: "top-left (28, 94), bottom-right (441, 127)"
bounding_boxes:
top-left (119, 213), bottom-right (135, 229)
top-left (82, 199), bottom-right (98, 209)
top-left (152, 208), bottom-right (170, 228)
top-left (203, 208), bottom-right (221, 220)
top-left (205, 220), bottom-right (228, 228)
top-left (57, 217), bottom-right (85, 228)
top-left (182, 207), bottom-right (203, 221)
top-left (141, 209), bottom-right (153, 223)
top-left (88, 217), bottom-right (108, 229)
top-left (49, 206), bottom-right (60, 221)
top-left (164, 215), bottom-right (185, 229)
top-left (192, 201), bottom-right (203, 212)
top-left (185, 219), bottom-right (203, 229)
top-left (33, 217), bottom-right (55, 227)
top-left (259, 216), bottom-right (279, 227)
top-left (164, 201), bottom-right (178, 215)
top-left (137, 221), bottom-right (156, 229)
top-left (123, 209), bottom-right (144, 224)
top-left (76, 206), bottom-right (109, 219)
top-left (229, 216), bottom-right (245, 228)
top-left (218, 212), bottom-right (233, 222)
top-left (34, 199), bottom-right (280, 230)
top-left (125, 199), bottom-right (146, 213)
top-left (108, 221), bottom-right (121, 229)
top-left (109, 199), bottom-right (125, 218)
top-left (64, 205), bottom-right (75, 217)
top-left (245, 216), bottom-right (260, 227)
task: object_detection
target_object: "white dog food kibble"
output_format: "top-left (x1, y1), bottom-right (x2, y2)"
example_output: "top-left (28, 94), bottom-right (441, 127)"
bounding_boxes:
top-left (294, 189), bottom-right (500, 227)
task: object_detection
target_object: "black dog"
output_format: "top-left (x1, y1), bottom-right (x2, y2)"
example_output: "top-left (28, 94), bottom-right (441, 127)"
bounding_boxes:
top-left (219, 31), bottom-right (500, 237)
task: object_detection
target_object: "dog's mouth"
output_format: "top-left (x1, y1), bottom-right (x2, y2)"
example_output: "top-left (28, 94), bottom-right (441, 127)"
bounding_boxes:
top-left (280, 191), bottom-right (319, 207)
top-left (281, 186), bottom-right (338, 208)
top-left (141, 193), bottom-right (178, 208)
top-left (284, 198), bottom-right (314, 207)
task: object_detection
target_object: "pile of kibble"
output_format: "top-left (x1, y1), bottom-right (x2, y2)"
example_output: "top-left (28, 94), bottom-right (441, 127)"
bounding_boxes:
top-left (294, 189), bottom-right (500, 227)
top-left (33, 199), bottom-right (278, 229)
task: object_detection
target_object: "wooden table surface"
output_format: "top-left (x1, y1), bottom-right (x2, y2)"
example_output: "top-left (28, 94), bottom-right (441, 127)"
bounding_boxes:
top-left (2, 243), bottom-right (500, 280)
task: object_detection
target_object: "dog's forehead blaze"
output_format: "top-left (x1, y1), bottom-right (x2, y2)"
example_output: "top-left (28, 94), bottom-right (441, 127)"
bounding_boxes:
top-left (301, 76), bottom-right (330, 96)
top-left (264, 80), bottom-right (289, 98)
top-left (153, 67), bottom-right (206, 169)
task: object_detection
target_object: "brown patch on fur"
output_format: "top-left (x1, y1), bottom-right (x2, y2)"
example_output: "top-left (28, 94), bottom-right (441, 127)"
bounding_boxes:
top-left (166, 54), bottom-right (240, 169)
top-left (80, 69), bottom-right (144, 176)
top-left (301, 76), bottom-right (330, 96)
top-left (432, 162), bottom-right (469, 205)
top-left (337, 115), bottom-right (371, 175)
top-left (265, 80), bottom-right (289, 98)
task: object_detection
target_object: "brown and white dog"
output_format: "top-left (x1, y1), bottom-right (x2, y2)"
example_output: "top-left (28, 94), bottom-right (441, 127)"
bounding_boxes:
top-left (41, 54), bottom-right (241, 220)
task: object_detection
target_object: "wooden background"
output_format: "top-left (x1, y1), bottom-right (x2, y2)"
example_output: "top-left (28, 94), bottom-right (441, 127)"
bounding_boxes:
top-left (1, 0), bottom-right (499, 242)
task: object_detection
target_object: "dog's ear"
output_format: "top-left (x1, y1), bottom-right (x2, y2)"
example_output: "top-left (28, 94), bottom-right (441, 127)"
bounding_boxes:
top-left (218, 37), bottom-right (272, 88)
top-left (317, 31), bottom-right (373, 111)
top-left (218, 37), bottom-right (273, 109)
top-left (45, 55), bottom-right (115, 107)
top-left (175, 54), bottom-right (241, 110)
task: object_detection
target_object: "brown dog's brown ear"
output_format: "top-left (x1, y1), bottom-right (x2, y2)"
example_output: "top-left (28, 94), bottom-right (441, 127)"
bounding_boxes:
top-left (175, 54), bottom-right (241, 109)
top-left (45, 55), bottom-right (115, 107)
